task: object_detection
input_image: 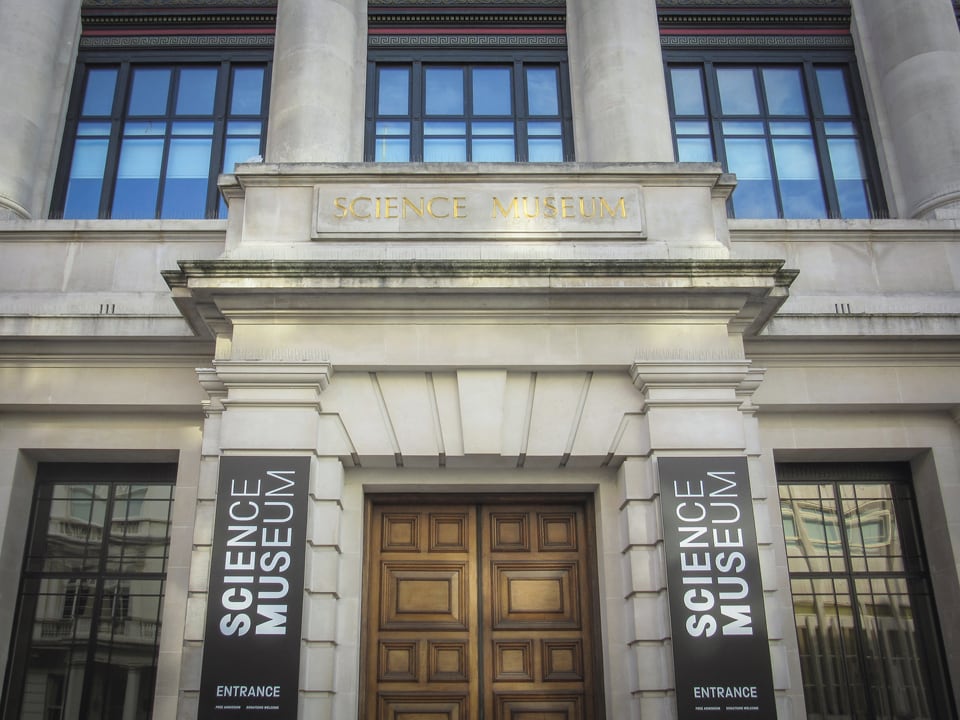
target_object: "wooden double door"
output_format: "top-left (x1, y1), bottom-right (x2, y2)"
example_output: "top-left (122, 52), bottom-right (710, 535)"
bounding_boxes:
top-left (361, 497), bottom-right (603, 720)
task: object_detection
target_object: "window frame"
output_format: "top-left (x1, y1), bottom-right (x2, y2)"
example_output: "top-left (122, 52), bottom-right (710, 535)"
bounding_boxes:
top-left (664, 49), bottom-right (885, 220)
top-left (777, 463), bottom-right (957, 719)
top-left (365, 49), bottom-right (575, 163)
top-left (0, 463), bottom-right (177, 720)
top-left (51, 49), bottom-right (273, 220)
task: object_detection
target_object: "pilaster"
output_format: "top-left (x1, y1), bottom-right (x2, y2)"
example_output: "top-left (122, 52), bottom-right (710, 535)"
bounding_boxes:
top-left (619, 357), bottom-right (793, 717)
top-left (183, 355), bottom-right (354, 720)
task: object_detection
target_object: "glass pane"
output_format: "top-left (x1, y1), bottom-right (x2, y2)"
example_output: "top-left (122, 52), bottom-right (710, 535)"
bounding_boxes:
top-left (677, 137), bottom-right (714, 162)
top-left (223, 137), bottom-right (261, 172)
top-left (425, 67), bottom-right (464, 115)
top-left (172, 121), bottom-right (214, 136)
top-left (231, 66), bottom-right (265, 115)
top-left (175, 67), bottom-right (217, 115)
top-left (762, 67), bottom-right (807, 115)
top-left (725, 137), bottom-right (777, 217)
top-left (76, 122), bottom-right (112, 137)
top-left (773, 137), bottom-right (827, 218)
top-left (375, 138), bottom-right (410, 163)
top-left (162, 138), bottom-right (211, 219)
top-left (817, 67), bottom-right (852, 115)
top-left (528, 121), bottom-right (561, 136)
top-left (722, 121), bottom-right (764, 136)
top-left (717, 68), bottom-right (760, 115)
top-left (473, 67), bottom-right (512, 116)
top-left (128, 67), bottom-right (171, 116)
top-left (472, 137), bottom-right (515, 162)
top-left (791, 576), bottom-right (866, 717)
top-left (81, 68), bottom-right (118, 116)
top-left (8, 476), bottom-right (174, 720)
top-left (424, 121), bottom-right (465, 136)
top-left (770, 121), bottom-right (811, 136)
top-left (112, 138), bottom-right (163, 218)
top-left (376, 121), bottom-right (410, 138)
top-left (378, 66), bottom-right (410, 116)
top-left (528, 137), bottom-right (563, 162)
top-left (123, 121), bottom-right (166, 137)
top-left (472, 121), bottom-right (513, 137)
top-left (828, 138), bottom-right (870, 218)
top-left (526, 67), bottom-right (560, 116)
top-left (855, 577), bottom-right (936, 718)
top-left (674, 120), bottom-right (709, 136)
top-left (63, 139), bottom-right (108, 219)
top-left (424, 137), bottom-right (466, 162)
top-left (825, 121), bottom-right (856, 136)
top-left (670, 67), bottom-right (706, 116)
top-left (827, 138), bottom-right (867, 181)
top-left (227, 120), bottom-right (262, 136)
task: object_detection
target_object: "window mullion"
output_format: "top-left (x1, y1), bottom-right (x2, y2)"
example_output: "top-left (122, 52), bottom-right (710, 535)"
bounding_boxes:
top-left (75, 484), bottom-right (116, 718)
top-left (412, 61), bottom-right (424, 162)
top-left (208, 61), bottom-right (231, 219)
top-left (806, 63), bottom-right (841, 218)
top-left (514, 60), bottom-right (526, 162)
top-left (100, 63), bottom-right (131, 219)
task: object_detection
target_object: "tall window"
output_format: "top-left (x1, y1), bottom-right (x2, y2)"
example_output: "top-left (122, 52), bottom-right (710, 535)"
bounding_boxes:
top-left (777, 463), bottom-right (956, 719)
top-left (53, 56), bottom-right (270, 220)
top-left (2, 464), bottom-right (176, 720)
top-left (666, 58), bottom-right (881, 219)
top-left (366, 53), bottom-right (573, 162)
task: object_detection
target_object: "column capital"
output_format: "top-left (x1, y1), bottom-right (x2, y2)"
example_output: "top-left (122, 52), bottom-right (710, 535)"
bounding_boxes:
top-left (213, 357), bottom-right (333, 394)
top-left (630, 357), bottom-right (754, 393)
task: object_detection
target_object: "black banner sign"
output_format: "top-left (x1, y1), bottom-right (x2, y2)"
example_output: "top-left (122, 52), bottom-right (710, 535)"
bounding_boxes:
top-left (199, 456), bottom-right (310, 718)
top-left (658, 457), bottom-right (776, 717)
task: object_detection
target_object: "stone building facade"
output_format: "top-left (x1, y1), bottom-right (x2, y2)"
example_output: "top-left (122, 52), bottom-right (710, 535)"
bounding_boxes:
top-left (0, 0), bottom-right (958, 718)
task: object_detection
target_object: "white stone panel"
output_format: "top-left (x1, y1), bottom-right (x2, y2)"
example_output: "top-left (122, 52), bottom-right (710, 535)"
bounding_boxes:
top-left (457, 369), bottom-right (507, 455)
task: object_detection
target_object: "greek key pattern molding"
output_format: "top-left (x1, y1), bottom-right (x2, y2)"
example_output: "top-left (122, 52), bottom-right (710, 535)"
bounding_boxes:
top-left (657, 0), bottom-right (849, 6)
top-left (369, 34), bottom-right (566, 48)
top-left (80, 34), bottom-right (274, 49)
top-left (369, 0), bottom-right (564, 6)
top-left (83, 0), bottom-right (275, 6)
top-left (661, 34), bottom-right (852, 49)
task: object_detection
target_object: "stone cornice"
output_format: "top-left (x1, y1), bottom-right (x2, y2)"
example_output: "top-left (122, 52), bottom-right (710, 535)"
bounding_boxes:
top-left (164, 257), bottom-right (796, 339)
top-left (728, 218), bottom-right (960, 243)
top-left (166, 258), bottom-right (794, 283)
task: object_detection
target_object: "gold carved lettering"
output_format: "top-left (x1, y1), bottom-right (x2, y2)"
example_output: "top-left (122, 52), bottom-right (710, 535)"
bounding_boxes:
top-left (333, 193), bottom-right (630, 223)
top-left (349, 196), bottom-right (371, 219)
top-left (599, 197), bottom-right (628, 218)
top-left (491, 196), bottom-right (519, 219)
top-left (427, 196), bottom-right (449, 218)
top-left (403, 197), bottom-right (424, 218)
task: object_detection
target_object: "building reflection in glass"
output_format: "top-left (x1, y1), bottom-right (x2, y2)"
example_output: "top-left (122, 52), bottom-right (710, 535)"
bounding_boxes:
top-left (7, 470), bottom-right (173, 720)
top-left (779, 479), bottom-right (943, 719)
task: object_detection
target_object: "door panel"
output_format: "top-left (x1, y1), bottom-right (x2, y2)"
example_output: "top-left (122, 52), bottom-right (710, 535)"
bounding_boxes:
top-left (362, 499), bottom-right (600, 720)
top-left (482, 506), bottom-right (594, 720)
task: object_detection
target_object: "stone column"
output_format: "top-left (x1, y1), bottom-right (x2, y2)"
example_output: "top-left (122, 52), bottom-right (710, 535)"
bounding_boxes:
top-left (851, 0), bottom-right (960, 218)
top-left (566, 0), bottom-right (673, 163)
top-left (265, 0), bottom-right (367, 163)
top-left (0, 0), bottom-right (79, 219)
